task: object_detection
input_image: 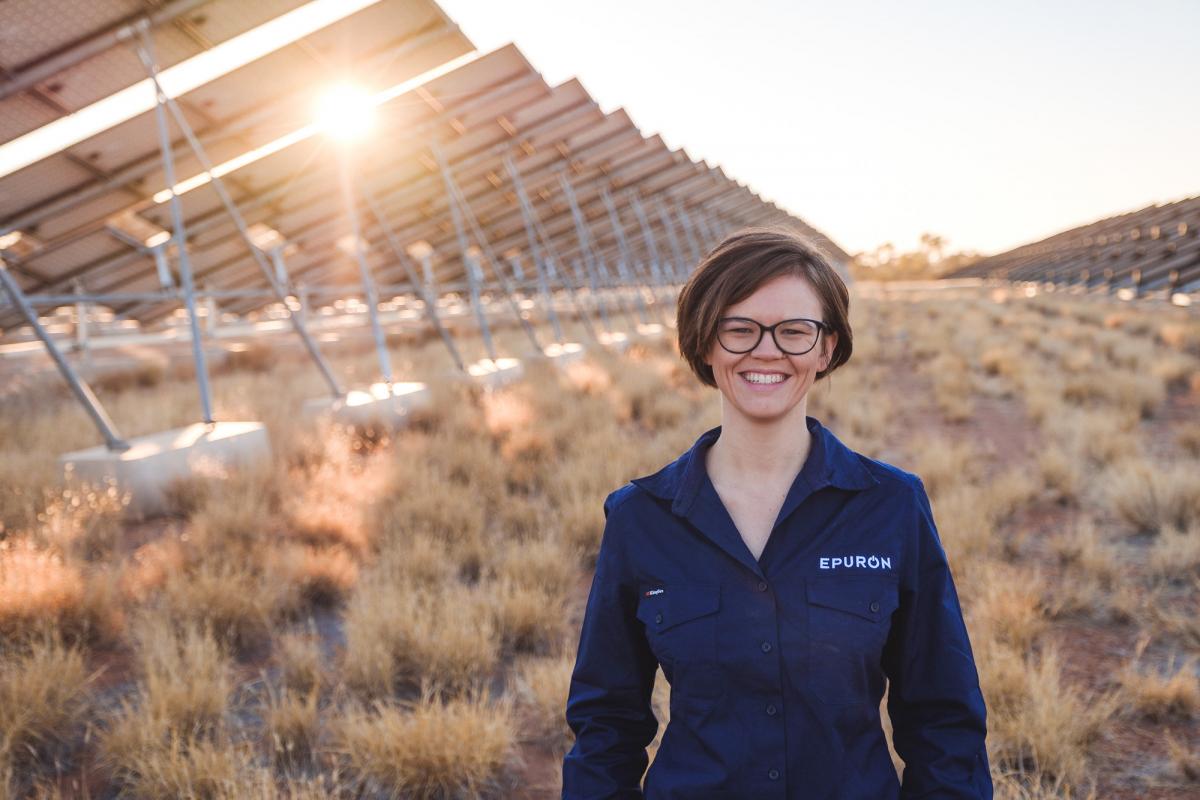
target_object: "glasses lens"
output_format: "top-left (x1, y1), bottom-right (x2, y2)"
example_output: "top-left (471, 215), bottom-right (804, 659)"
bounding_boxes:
top-left (718, 319), bottom-right (760, 352)
top-left (776, 320), bottom-right (820, 354)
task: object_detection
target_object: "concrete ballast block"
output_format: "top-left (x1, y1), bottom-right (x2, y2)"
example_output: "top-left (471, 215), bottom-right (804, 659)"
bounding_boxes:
top-left (467, 357), bottom-right (523, 388)
top-left (60, 421), bottom-right (271, 518)
top-left (543, 342), bottom-right (585, 366)
top-left (598, 331), bottom-right (630, 352)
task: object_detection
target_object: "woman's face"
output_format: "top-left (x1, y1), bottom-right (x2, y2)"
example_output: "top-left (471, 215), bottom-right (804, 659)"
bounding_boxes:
top-left (704, 273), bottom-right (837, 426)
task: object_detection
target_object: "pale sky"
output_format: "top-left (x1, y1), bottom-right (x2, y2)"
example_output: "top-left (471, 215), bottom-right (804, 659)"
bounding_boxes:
top-left (438, 0), bottom-right (1200, 258)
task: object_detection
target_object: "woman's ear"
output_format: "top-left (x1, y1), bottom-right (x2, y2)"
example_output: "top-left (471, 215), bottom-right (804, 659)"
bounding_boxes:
top-left (820, 331), bottom-right (838, 371)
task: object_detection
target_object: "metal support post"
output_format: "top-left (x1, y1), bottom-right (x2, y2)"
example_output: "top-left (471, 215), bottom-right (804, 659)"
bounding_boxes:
top-left (269, 247), bottom-right (289, 288)
top-left (136, 28), bottom-right (213, 424)
top-left (673, 201), bottom-right (706, 267)
top-left (0, 260), bottom-right (129, 451)
top-left (358, 181), bottom-right (466, 373)
top-left (465, 251), bottom-right (498, 362)
top-left (558, 172), bottom-right (613, 334)
top-left (203, 285), bottom-right (218, 336)
top-left (297, 282), bottom-right (311, 322)
top-left (699, 208), bottom-right (724, 244)
top-left (653, 196), bottom-right (689, 283)
top-left (152, 244), bottom-right (173, 287)
top-left (628, 193), bottom-right (670, 320)
top-left (600, 188), bottom-right (652, 325)
top-left (338, 151), bottom-right (393, 386)
top-left (503, 155), bottom-right (564, 345)
top-left (133, 25), bottom-right (343, 400)
top-left (432, 142), bottom-right (542, 354)
top-left (73, 279), bottom-right (90, 356)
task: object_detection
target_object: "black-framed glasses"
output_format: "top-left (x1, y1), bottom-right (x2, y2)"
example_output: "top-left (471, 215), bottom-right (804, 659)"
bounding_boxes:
top-left (716, 316), bottom-right (828, 355)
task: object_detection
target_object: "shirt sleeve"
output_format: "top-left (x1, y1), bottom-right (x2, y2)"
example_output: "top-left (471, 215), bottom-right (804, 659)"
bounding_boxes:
top-left (562, 489), bottom-right (661, 800)
top-left (881, 477), bottom-right (993, 799)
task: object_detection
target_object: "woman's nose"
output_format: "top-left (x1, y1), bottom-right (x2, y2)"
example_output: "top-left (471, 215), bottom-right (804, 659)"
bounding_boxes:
top-left (750, 329), bottom-right (785, 357)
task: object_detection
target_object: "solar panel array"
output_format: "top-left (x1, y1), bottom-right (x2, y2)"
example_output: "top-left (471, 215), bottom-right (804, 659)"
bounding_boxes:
top-left (0, 0), bottom-right (847, 344)
top-left (946, 195), bottom-right (1200, 295)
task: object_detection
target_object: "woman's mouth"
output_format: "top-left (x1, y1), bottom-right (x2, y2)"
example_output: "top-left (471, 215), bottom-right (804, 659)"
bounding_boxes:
top-left (740, 371), bottom-right (790, 390)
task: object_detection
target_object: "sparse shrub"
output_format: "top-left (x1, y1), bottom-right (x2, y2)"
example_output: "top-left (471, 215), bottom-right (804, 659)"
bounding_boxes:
top-left (0, 539), bottom-right (85, 642)
top-left (490, 577), bottom-right (570, 655)
top-left (987, 646), bottom-right (1117, 784)
top-left (966, 564), bottom-right (1046, 653)
top-left (1103, 457), bottom-right (1200, 534)
top-left (1166, 732), bottom-right (1200, 783)
top-left (263, 685), bottom-right (320, 768)
top-left (1118, 644), bottom-right (1200, 721)
top-left (331, 689), bottom-right (515, 799)
top-left (511, 654), bottom-right (575, 753)
top-left (1037, 446), bottom-right (1082, 505)
top-left (274, 627), bottom-right (324, 696)
top-left (0, 636), bottom-right (92, 778)
top-left (342, 571), bottom-right (499, 698)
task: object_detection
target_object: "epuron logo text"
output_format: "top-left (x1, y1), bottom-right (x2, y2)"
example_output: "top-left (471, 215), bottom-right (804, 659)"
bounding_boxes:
top-left (819, 555), bottom-right (893, 570)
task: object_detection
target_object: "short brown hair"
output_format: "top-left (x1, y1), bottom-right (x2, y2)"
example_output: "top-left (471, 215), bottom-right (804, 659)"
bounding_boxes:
top-left (676, 227), bottom-right (852, 388)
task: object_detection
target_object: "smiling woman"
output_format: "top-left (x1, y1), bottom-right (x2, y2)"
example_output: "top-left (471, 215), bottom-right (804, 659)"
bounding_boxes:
top-left (562, 227), bottom-right (992, 799)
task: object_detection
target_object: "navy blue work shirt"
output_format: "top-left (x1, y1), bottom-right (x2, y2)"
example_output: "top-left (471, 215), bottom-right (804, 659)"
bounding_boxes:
top-left (562, 417), bottom-right (991, 799)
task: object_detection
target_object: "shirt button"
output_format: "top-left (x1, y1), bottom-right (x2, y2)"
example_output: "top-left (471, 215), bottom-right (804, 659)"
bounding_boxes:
top-left (768, 768), bottom-right (780, 780)
top-left (766, 703), bottom-right (778, 716)
top-left (869, 601), bottom-right (880, 613)
top-left (654, 612), bottom-right (663, 624)
top-left (757, 581), bottom-right (768, 592)
top-left (761, 641), bottom-right (772, 653)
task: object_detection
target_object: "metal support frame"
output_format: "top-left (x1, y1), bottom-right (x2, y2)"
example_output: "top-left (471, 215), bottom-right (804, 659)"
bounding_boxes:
top-left (558, 172), bottom-right (613, 334)
top-left (0, 259), bottom-right (129, 451)
top-left (136, 28), bottom-right (214, 424)
top-left (435, 150), bottom-right (499, 363)
top-left (599, 188), bottom-right (652, 325)
top-left (671, 200), bottom-right (705, 268)
top-left (503, 156), bottom-right (564, 345)
top-left (432, 143), bottom-right (542, 357)
top-left (132, 23), bottom-right (343, 400)
top-left (337, 150), bottom-right (394, 386)
top-left (72, 279), bottom-right (90, 357)
top-left (653, 196), bottom-right (689, 282)
top-left (629, 193), bottom-right (665, 285)
top-left (626, 193), bottom-right (671, 322)
top-left (358, 180), bottom-right (466, 373)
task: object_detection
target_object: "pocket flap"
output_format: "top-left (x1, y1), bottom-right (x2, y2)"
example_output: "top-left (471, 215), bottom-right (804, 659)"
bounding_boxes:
top-left (807, 576), bottom-right (897, 623)
top-left (636, 583), bottom-right (720, 632)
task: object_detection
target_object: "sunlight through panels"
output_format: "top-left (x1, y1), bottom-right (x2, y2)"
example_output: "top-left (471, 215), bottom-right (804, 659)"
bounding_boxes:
top-left (0, 0), bottom-right (385, 180)
top-left (149, 51), bottom-right (483, 204)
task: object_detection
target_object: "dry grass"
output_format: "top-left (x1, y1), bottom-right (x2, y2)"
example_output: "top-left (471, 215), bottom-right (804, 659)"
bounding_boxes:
top-left (1118, 639), bottom-right (1200, 721)
top-left (263, 684), bottom-right (321, 768)
top-left (1102, 457), bottom-right (1200, 534)
top-left (0, 298), bottom-right (1195, 796)
top-left (331, 689), bottom-right (516, 799)
top-left (511, 653), bottom-right (576, 753)
top-left (1165, 732), bottom-right (1200, 783)
top-left (0, 636), bottom-right (93, 780)
top-left (342, 567), bottom-right (500, 699)
top-left (987, 646), bottom-right (1118, 784)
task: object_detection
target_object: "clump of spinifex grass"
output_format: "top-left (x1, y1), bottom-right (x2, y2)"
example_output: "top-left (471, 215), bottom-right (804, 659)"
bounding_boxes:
top-left (341, 564), bottom-right (500, 700)
top-left (331, 688), bottom-right (516, 799)
top-left (0, 635), bottom-right (94, 789)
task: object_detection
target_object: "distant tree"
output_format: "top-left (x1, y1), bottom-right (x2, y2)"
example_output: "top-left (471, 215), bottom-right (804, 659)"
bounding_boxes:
top-left (849, 233), bottom-right (982, 281)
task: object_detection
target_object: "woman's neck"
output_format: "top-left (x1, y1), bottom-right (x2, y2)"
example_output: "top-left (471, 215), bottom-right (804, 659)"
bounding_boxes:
top-left (707, 403), bottom-right (813, 485)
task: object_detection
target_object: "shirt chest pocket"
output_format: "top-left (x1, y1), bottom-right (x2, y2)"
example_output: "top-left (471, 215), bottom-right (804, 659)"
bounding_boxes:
top-left (635, 583), bottom-right (720, 665)
top-left (806, 576), bottom-right (899, 705)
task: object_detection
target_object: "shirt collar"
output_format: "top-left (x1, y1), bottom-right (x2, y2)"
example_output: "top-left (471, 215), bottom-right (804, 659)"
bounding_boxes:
top-left (630, 416), bottom-right (878, 516)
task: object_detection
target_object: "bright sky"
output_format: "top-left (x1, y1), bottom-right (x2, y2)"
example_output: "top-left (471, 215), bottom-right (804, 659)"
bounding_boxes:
top-left (439, 0), bottom-right (1200, 257)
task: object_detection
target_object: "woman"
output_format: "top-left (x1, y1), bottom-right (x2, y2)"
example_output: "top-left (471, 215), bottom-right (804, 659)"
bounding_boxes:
top-left (562, 228), bottom-right (991, 799)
